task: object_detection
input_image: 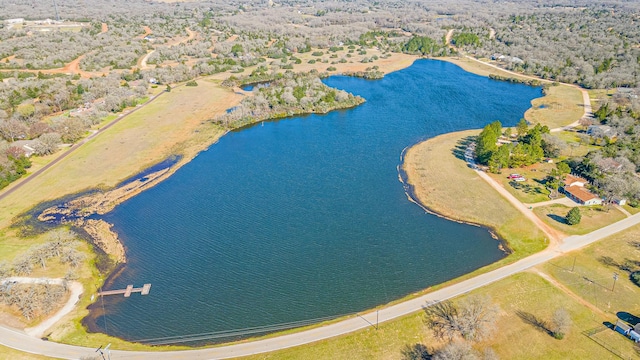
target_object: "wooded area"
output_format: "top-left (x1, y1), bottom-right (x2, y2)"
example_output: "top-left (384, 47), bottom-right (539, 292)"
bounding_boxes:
top-left (0, 0), bottom-right (638, 188)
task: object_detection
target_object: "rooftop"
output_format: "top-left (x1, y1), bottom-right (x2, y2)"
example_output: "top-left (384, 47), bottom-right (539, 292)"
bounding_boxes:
top-left (563, 174), bottom-right (588, 187)
top-left (564, 185), bottom-right (599, 203)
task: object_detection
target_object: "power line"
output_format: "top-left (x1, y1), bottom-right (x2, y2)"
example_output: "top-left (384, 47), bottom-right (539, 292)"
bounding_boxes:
top-left (134, 313), bottom-right (352, 345)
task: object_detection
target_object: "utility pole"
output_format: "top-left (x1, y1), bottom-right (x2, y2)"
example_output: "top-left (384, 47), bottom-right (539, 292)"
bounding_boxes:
top-left (95, 343), bottom-right (111, 360)
top-left (52, 0), bottom-right (60, 21)
top-left (612, 272), bottom-right (619, 292)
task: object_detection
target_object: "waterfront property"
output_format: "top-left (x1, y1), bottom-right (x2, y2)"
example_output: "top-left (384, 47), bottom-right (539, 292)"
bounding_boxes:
top-left (94, 60), bottom-right (542, 343)
top-left (562, 174), bottom-right (603, 206)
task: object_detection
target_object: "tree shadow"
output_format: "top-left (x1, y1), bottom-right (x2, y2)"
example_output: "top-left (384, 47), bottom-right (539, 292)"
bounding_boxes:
top-left (401, 343), bottom-right (433, 360)
top-left (617, 312), bottom-right (640, 326)
top-left (598, 256), bottom-right (640, 273)
top-left (452, 136), bottom-right (476, 162)
top-left (547, 213), bottom-right (567, 224)
top-left (516, 310), bottom-right (553, 337)
top-left (533, 177), bottom-right (547, 185)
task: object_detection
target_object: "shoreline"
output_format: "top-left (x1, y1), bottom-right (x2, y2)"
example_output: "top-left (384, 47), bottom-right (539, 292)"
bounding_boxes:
top-left (397, 143), bottom-right (510, 253)
top-left (23, 56), bottom-right (421, 274)
top-left (12, 56), bottom-right (548, 346)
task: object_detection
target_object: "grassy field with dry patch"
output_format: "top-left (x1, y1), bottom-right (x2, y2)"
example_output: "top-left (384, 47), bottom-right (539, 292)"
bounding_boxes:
top-left (403, 130), bottom-right (546, 259)
top-left (525, 85), bottom-right (585, 129)
top-left (238, 270), bottom-right (632, 360)
top-left (440, 56), bottom-right (532, 80)
top-left (534, 204), bottom-right (628, 235)
top-left (0, 80), bottom-right (241, 232)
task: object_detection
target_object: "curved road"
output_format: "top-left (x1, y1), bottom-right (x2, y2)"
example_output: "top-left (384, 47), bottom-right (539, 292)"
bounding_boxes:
top-left (0, 53), bottom-right (614, 359)
top-left (2, 211), bottom-right (640, 359)
top-left (0, 278), bottom-right (83, 338)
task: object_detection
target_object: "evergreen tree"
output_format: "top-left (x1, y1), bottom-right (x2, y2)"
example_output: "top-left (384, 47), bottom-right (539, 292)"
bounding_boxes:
top-left (516, 118), bottom-right (528, 138)
top-left (566, 207), bottom-right (581, 225)
top-left (476, 121), bottom-right (502, 165)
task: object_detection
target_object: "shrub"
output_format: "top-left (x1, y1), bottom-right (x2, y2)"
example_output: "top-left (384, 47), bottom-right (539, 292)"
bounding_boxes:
top-left (311, 51), bottom-right (324, 56)
top-left (185, 80), bottom-right (198, 87)
top-left (631, 271), bottom-right (640, 287)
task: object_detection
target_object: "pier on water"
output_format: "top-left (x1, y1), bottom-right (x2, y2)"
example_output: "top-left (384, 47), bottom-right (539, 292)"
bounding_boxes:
top-left (98, 284), bottom-right (151, 297)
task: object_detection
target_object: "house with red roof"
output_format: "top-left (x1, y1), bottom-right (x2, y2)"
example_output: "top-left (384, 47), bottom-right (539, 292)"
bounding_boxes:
top-left (561, 174), bottom-right (603, 206)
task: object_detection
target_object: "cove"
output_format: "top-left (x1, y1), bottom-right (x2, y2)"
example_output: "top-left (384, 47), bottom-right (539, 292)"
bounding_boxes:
top-left (95, 59), bottom-right (542, 344)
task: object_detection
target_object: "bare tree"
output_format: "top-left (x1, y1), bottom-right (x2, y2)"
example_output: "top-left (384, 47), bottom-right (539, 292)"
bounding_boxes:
top-left (402, 343), bottom-right (432, 360)
top-left (424, 300), bottom-right (460, 341)
top-left (550, 308), bottom-right (571, 339)
top-left (33, 132), bottom-right (62, 155)
top-left (433, 341), bottom-right (479, 360)
top-left (12, 256), bottom-right (33, 276)
top-left (0, 119), bottom-right (28, 142)
top-left (424, 296), bottom-right (499, 342)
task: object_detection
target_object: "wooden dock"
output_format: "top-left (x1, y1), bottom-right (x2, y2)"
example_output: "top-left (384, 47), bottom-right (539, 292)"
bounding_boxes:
top-left (98, 283), bottom-right (151, 297)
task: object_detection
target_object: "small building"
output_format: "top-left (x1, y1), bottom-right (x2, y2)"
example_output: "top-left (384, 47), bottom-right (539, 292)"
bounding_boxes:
top-left (587, 125), bottom-right (615, 138)
top-left (563, 174), bottom-right (588, 188)
top-left (11, 140), bottom-right (38, 157)
top-left (615, 320), bottom-right (632, 335)
top-left (613, 197), bottom-right (627, 206)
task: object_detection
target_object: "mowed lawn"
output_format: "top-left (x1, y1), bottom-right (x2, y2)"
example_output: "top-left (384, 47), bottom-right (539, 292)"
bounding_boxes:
top-left (440, 56), bottom-right (534, 80)
top-left (0, 345), bottom-right (50, 360)
top-left (534, 204), bottom-right (628, 235)
top-left (403, 130), bottom-right (546, 260)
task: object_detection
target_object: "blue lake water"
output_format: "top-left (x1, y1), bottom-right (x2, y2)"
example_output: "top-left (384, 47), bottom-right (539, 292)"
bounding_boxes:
top-left (96, 60), bottom-right (541, 344)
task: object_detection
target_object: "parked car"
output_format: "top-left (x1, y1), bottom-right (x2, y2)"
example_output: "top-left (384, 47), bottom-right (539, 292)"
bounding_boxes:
top-left (507, 174), bottom-right (521, 179)
top-left (514, 177), bottom-right (526, 182)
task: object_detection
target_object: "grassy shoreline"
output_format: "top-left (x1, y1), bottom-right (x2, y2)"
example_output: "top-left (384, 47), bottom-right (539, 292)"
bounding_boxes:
top-left (0, 54), bottom-right (593, 355)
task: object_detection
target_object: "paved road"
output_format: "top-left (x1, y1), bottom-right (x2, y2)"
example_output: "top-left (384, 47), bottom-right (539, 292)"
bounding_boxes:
top-left (525, 197), bottom-right (577, 209)
top-left (3, 210), bottom-right (640, 359)
top-left (0, 55), bottom-right (616, 359)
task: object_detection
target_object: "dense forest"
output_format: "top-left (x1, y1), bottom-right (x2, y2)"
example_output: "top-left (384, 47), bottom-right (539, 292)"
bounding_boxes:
top-left (216, 70), bottom-right (364, 128)
top-left (571, 92), bottom-right (640, 206)
top-left (0, 0), bottom-right (639, 189)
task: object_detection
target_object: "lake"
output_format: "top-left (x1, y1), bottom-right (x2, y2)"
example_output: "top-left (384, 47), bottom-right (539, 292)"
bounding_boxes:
top-left (95, 59), bottom-right (541, 344)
